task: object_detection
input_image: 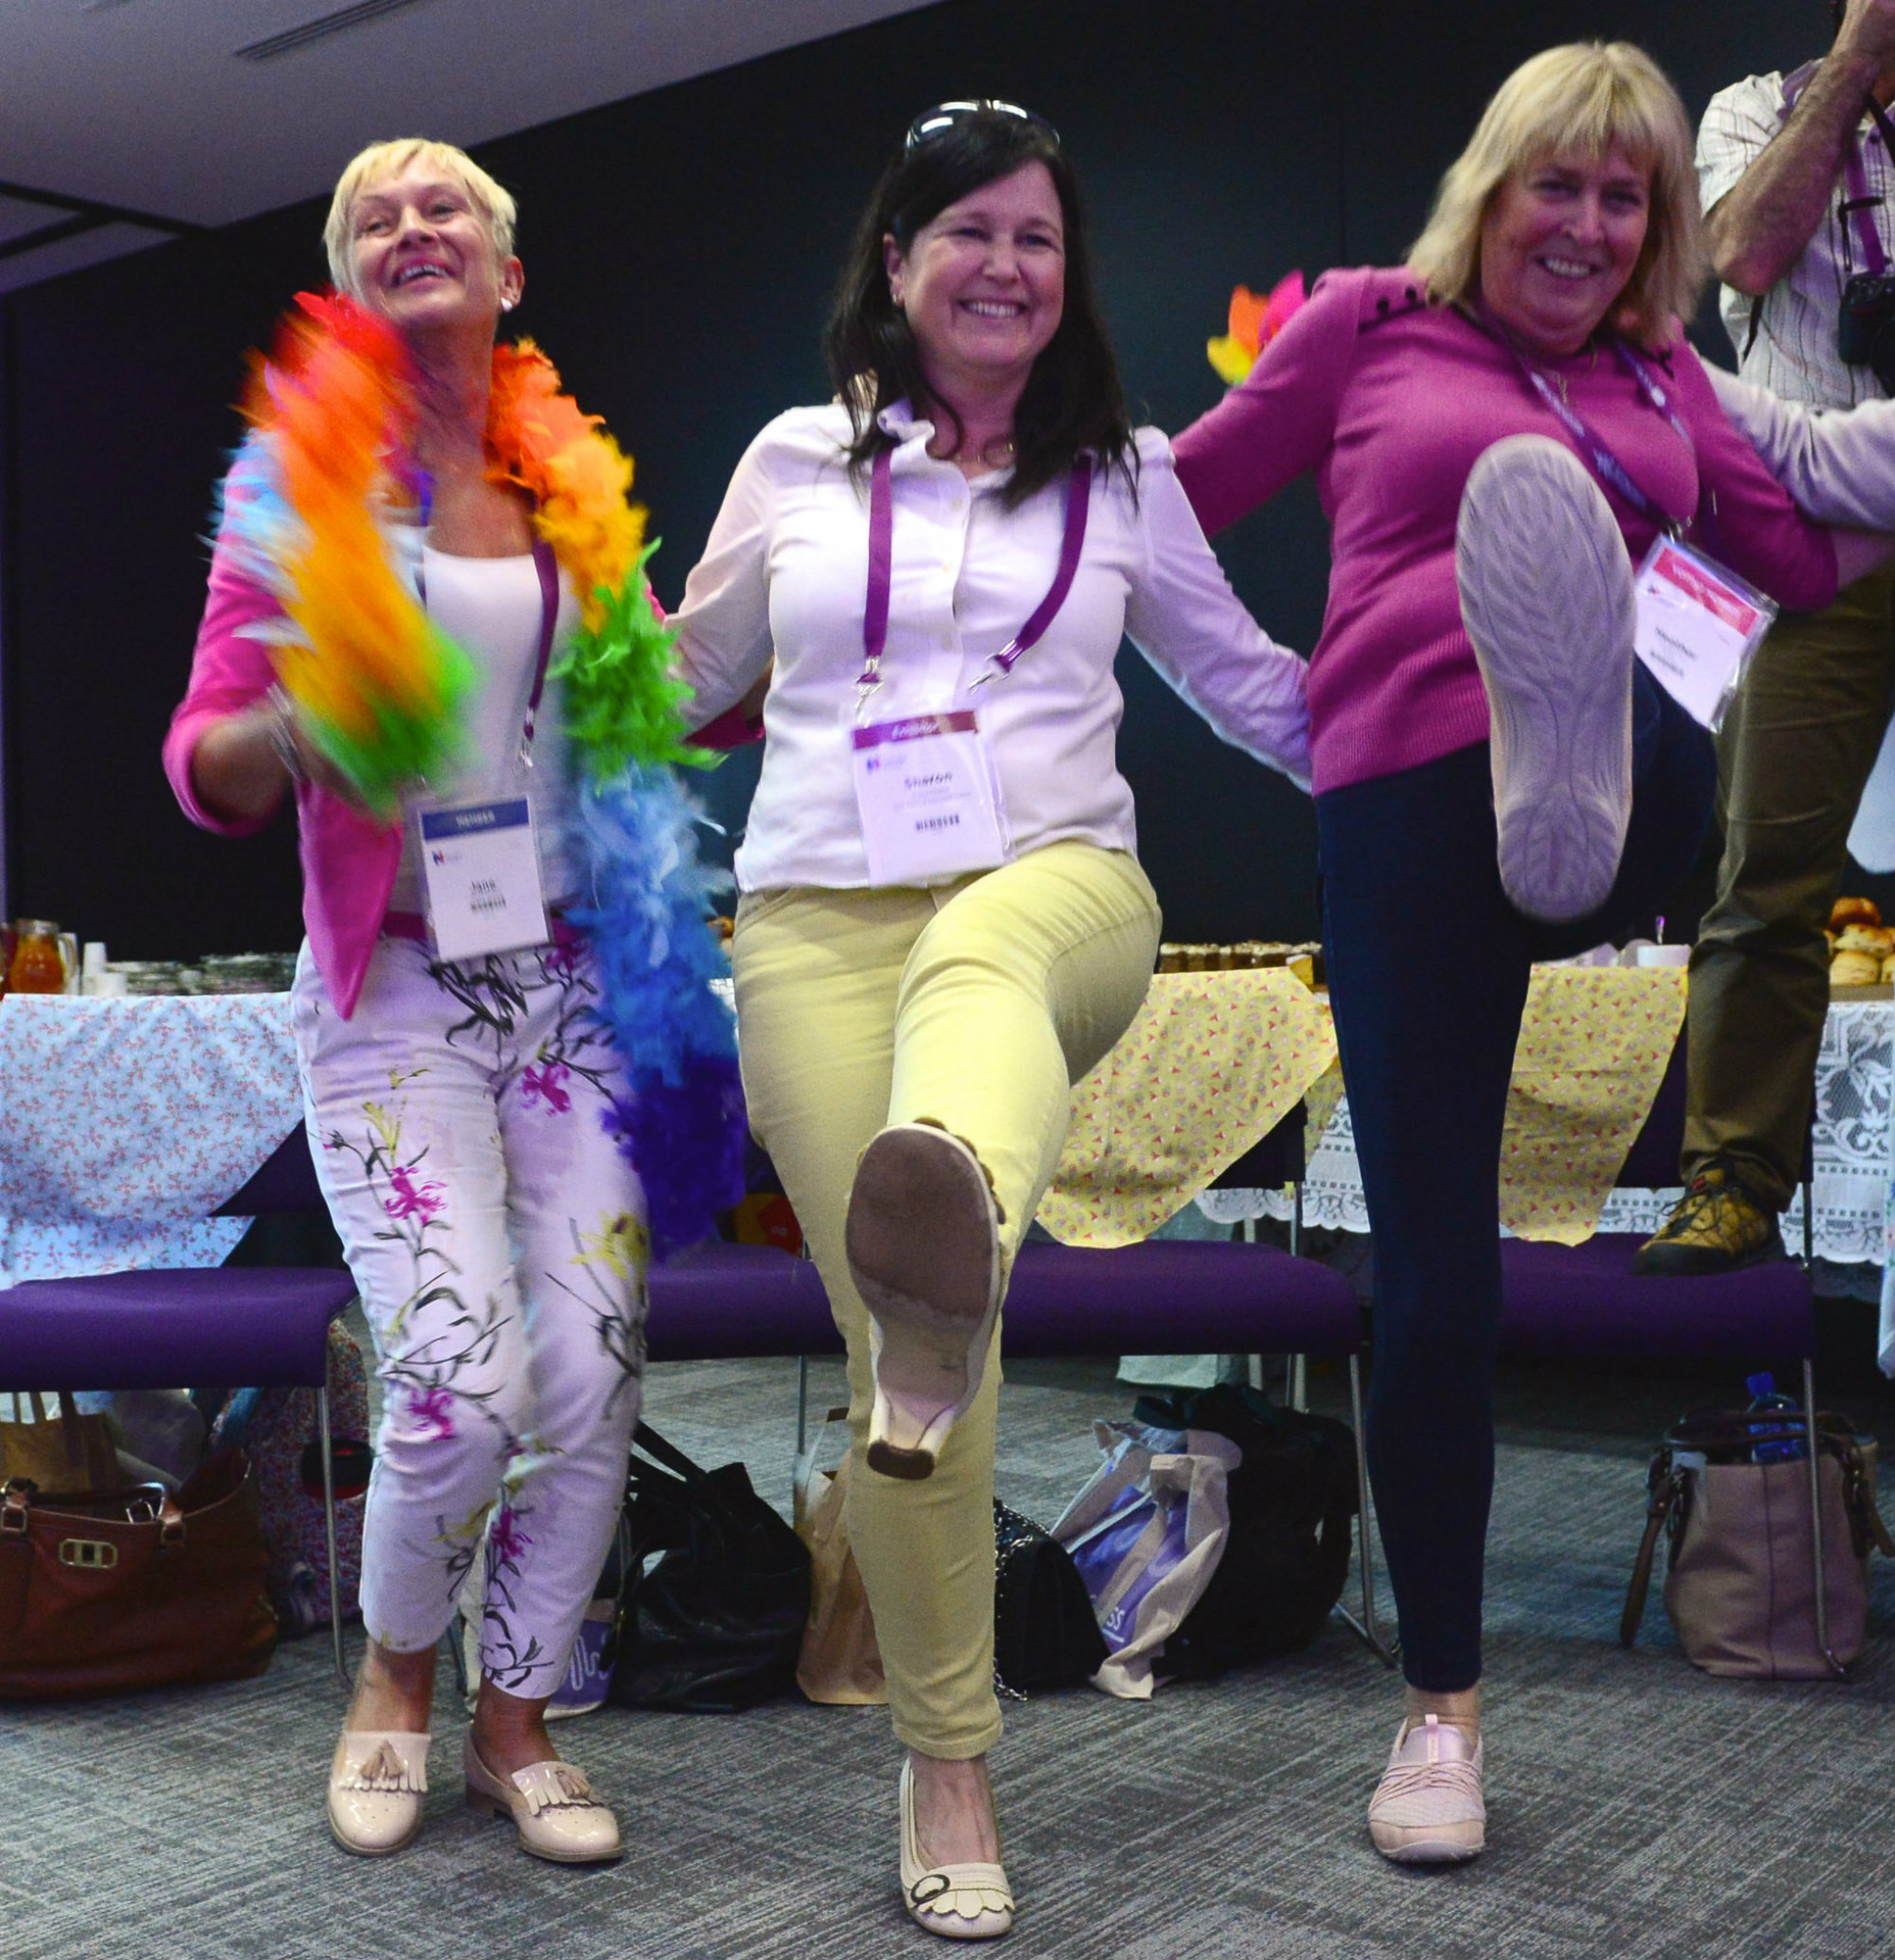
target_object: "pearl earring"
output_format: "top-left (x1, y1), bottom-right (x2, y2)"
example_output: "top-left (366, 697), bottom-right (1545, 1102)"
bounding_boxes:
top-left (501, 297), bottom-right (515, 312)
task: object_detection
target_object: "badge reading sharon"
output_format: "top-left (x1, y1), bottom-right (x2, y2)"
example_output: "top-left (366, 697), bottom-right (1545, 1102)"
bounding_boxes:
top-left (851, 710), bottom-right (1010, 886)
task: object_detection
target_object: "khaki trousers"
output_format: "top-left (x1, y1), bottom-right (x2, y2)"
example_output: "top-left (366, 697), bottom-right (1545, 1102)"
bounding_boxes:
top-left (1686, 566), bottom-right (1895, 1208)
top-left (731, 841), bottom-right (1161, 1756)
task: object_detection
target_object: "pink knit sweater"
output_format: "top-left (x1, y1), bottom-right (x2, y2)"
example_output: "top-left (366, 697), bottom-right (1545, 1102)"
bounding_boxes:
top-left (1172, 265), bottom-right (1839, 794)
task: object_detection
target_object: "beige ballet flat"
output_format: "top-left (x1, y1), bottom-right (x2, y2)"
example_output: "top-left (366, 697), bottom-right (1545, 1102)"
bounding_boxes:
top-left (328, 1730), bottom-right (430, 1857)
top-left (898, 1761), bottom-right (1015, 1940)
top-left (463, 1735), bottom-right (622, 1863)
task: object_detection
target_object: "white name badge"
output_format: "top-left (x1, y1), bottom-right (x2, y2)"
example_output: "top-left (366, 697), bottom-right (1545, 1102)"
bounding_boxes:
top-left (852, 710), bottom-right (1009, 886)
top-left (418, 796), bottom-right (550, 962)
top-left (1633, 536), bottom-right (1778, 732)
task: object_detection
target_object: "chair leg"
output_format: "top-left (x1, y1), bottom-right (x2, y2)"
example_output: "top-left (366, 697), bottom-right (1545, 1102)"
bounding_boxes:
top-left (1284, 1183), bottom-right (1308, 1412)
top-left (1333, 1352), bottom-right (1398, 1667)
top-left (1803, 1358), bottom-right (1846, 1680)
top-left (316, 1385), bottom-right (351, 1691)
top-left (1241, 1216), bottom-right (1265, 1392)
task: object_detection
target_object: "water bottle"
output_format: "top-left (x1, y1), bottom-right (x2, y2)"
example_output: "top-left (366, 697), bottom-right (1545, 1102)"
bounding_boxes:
top-left (1744, 1372), bottom-right (1805, 1464)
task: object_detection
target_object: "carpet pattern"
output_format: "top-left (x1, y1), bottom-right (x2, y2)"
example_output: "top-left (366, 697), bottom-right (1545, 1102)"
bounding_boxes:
top-left (6, 1350), bottom-right (1894, 1960)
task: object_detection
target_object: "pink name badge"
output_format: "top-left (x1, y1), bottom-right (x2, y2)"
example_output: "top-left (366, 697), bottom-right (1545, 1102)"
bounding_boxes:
top-left (851, 710), bottom-right (1009, 886)
top-left (1633, 536), bottom-right (1778, 731)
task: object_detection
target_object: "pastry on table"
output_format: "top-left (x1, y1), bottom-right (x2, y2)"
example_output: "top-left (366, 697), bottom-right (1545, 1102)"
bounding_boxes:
top-left (1830, 949), bottom-right (1883, 986)
top-left (1835, 924), bottom-right (1895, 959)
top-left (1831, 895), bottom-right (1882, 932)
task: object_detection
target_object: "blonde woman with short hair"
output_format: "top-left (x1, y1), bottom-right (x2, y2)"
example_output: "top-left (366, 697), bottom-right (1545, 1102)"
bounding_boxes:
top-left (1173, 42), bottom-right (1883, 1861)
top-left (167, 137), bottom-right (728, 1864)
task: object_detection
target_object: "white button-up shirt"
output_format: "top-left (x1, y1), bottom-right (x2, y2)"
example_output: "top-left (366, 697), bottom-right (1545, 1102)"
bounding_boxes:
top-left (1699, 67), bottom-right (1895, 408)
top-left (672, 403), bottom-right (1309, 891)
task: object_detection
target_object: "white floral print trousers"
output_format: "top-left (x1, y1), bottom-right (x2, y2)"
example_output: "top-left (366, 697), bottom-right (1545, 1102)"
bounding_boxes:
top-left (291, 932), bottom-right (645, 1698)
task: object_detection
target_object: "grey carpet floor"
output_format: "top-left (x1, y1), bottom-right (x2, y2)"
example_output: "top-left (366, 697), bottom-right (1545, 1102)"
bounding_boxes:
top-left (8, 1349), bottom-right (1895, 1960)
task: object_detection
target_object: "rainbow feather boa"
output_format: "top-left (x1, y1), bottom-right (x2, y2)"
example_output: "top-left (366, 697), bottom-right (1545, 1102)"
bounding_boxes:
top-left (223, 292), bottom-right (744, 1254)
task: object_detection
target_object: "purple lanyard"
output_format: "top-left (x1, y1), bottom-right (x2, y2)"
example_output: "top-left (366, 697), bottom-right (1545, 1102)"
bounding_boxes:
top-left (1477, 302), bottom-right (1695, 533)
top-left (857, 443), bottom-right (1092, 701)
top-left (415, 537), bottom-right (562, 764)
top-left (1782, 63), bottom-right (1889, 276)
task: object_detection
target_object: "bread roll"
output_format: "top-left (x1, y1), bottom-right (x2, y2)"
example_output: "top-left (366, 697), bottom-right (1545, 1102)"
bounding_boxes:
top-left (1881, 955), bottom-right (1895, 984)
top-left (1832, 895), bottom-right (1882, 931)
top-left (1832, 950), bottom-right (1883, 985)
top-left (1836, 924), bottom-right (1895, 957)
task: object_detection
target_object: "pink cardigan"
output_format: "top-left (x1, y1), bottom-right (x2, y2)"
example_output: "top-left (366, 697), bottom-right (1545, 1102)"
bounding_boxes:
top-left (1171, 266), bottom-right (1840, 794)
top-left (164, 498), bottom-right (400, 1019)
top-left (165, 481), bottom-right (746, 1019)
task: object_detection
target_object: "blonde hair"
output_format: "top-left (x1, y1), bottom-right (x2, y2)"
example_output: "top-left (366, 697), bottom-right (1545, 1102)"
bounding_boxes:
top-left (323, 138), bottom-right (516, 297)
top-left (1407, 42), bottom-right (1705, 345)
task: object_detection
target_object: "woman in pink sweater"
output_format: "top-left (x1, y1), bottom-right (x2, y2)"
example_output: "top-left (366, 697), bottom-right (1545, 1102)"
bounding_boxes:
top-left (1174, 42), bottom-right (1881, 1862)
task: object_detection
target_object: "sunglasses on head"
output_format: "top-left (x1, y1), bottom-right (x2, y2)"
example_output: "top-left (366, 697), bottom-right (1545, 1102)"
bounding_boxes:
top-left (904, 99), bottom-right (1061, 150)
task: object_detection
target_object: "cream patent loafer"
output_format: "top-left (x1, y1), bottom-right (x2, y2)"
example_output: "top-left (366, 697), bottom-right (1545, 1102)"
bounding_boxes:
top-left (898, 1762), bottom-right (1014, 1941)
top-left (463, 1736), bottom-right (622, 1863)
top-left (328, 1730), bottom-right (430, 1857)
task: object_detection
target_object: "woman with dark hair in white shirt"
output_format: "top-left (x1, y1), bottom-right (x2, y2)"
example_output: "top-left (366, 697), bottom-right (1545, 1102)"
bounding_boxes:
top-left (672, 102), bottom-right (1308, 1938)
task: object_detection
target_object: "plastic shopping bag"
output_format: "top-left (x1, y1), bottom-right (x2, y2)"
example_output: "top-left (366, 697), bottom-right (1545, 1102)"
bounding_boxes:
top-left (1052, 1420), bottom-right (1239, 1698)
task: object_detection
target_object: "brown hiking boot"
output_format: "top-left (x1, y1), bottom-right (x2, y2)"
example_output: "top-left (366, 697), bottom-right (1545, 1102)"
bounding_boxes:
top-left (1633, 1160), bottom-right (1786, 1277)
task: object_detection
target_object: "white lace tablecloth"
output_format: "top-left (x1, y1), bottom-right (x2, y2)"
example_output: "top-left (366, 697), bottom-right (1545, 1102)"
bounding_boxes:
top-left (1199, 997), bottom-right (1895, 1266)
top-left (0, 994), bottom-right (303, 1286)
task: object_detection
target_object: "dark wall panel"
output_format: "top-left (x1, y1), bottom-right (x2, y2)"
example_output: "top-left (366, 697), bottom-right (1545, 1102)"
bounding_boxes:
top-left (0, 0), bottom-right (1856, 960)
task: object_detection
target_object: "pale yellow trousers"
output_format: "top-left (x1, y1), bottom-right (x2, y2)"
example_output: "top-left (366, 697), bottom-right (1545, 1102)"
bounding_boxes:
top-left (731, 840), bottom-right (1162, 1755)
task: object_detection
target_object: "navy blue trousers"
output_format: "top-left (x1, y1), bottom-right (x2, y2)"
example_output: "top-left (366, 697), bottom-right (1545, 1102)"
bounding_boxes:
top-left (1316, 673), bottom-right (1714, 1689)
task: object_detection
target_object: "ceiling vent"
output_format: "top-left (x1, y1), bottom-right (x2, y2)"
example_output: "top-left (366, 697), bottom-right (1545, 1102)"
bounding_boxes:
top-left (234, 0), bottom-right (436, 62)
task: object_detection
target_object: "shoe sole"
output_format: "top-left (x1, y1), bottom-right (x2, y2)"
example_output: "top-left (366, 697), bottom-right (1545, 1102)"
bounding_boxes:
top-left (466, 1787), bottom-right (623, 1863)
top-left (848, 1124), bottom-right (1001, 1481)
top-left (1372, 1831), bottom-right (1484, 1864)
top-left (328, 1808), bottom-right (423, 1858)
top-left (1457, 435), bottom-right (1635, 924)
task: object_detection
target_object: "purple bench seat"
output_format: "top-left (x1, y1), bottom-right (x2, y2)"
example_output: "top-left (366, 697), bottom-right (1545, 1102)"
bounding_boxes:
top-left (1498, 1235), bottom-right (1814, 1362)
top-left (644, 1238), bottom-right (1361, 1364)
top-left (0, 1266), bottom-right (357, 1392)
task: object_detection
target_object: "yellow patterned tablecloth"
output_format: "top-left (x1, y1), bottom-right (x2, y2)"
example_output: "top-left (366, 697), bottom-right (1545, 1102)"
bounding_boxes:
top-left (1040, 962), bottom-right (1689, 1250)
top-left (1499, 965), bottom-right (1687, 1243)
top-left (1038, 970), bottom-right (1337, 1248)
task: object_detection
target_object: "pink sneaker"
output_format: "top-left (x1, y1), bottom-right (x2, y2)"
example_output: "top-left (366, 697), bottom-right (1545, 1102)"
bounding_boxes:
top-left (1366, 1713), bottom-right (1486, 1863)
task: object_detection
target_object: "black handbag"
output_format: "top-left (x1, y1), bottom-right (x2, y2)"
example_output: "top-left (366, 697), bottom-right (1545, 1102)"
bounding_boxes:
top-left (993, 1499), bottom-right (1108, 1695)
top-left (1130, 1382), bottom-right (1357, 1677)
top-left (605, 1424), bottom-right (812, 1713)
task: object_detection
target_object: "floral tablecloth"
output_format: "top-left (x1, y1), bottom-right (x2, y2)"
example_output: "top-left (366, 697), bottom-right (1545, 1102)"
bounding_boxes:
top-left (1038, 970), bottom-right (1337, 1248)
top-left (0, 994), bottom-right (303, 1285)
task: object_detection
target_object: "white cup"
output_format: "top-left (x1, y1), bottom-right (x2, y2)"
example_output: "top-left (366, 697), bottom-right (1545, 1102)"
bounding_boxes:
top-left (1634, 944), bottom-right (1691, 968)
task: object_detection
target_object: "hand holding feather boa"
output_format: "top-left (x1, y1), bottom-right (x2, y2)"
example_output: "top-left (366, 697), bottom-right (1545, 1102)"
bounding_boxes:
top-left (224, 292), bottom-right (744, 1254)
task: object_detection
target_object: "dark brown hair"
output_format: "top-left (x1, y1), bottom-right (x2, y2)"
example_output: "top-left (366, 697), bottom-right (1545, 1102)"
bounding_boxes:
top-left (823, 110), bottom-right (1136, 507)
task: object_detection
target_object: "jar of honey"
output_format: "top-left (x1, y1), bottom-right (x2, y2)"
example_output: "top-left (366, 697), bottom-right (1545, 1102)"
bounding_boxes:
top-left (8, 920), bottom-right (76, 995)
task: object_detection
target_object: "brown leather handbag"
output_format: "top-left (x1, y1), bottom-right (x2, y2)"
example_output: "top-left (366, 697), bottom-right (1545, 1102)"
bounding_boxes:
top-left (1621, 1409), bottom-right (1893, 1680)
top-left (0, 1451), bottom-right (277, 1698)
